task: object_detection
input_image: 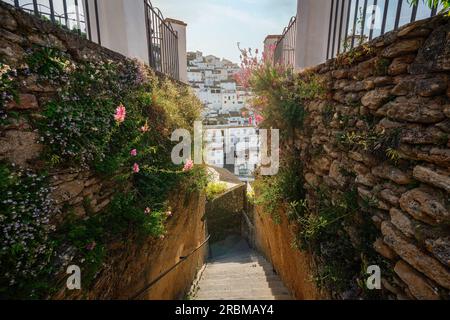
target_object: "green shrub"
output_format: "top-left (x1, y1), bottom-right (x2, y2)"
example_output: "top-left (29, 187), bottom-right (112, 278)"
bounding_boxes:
top-left (0, 45), bottom-right (205, 298)
top-left (0, 163), bottom-right (59, 299)
top-left (205, 182), bottom-right (228, 201)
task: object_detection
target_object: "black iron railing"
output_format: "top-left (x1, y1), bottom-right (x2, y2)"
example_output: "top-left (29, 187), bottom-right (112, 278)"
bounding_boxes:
top-left (144, 0), bottom-right (180, 81)
top-left (327, 0), bottom-right (444, 59)
top-left (274, 16), bottom-right (297, 67)
top-left (2, 0), bottom-right (91, 37)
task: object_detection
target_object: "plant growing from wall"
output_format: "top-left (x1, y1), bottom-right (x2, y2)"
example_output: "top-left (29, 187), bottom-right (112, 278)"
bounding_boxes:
top-left (0, 164), bottom-right (59, 299)
top-left (0, 63), bottom-right (18, 124)
top-left (1, 43), bottom-right (205, 298)
top-left (205, 182), bottom-right (228, 201)
top-left (408, 0), bottom-right (450, 14)
top-left (236, 47), bottom-right (326, 141)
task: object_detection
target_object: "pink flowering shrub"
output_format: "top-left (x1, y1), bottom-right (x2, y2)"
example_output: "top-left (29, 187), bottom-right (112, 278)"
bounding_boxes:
top-left (114, 104), bottom-right (126, 123)
top-left (235, 45), bottom-right (293, 128)
top-left (235, 44), bottom-right (324, 134)
top-left (1, 44), bottom-right (206, 299)
top-left (182, 159), bottom-right (194, 172)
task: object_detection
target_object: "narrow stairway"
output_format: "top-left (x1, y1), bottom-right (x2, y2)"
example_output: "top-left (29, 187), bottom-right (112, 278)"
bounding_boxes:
top-left (193, 236), bottom-right (292, 300)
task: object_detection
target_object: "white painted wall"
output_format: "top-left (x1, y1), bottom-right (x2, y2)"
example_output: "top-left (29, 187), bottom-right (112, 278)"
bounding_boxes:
top-left (85, 0), bottom-right (149, 64)
top-left (167, 19), bottom-right (188, 83)
top-left (84, 0), bottom-right (187, 82)
top-left (295, 0), bottom-right (333, 70)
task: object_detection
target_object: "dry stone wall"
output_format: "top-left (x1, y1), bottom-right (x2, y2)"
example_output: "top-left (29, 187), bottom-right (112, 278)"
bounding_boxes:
top-left (255, 14), bottom-right (449, 300)
top-left (303, 14), bottom-right (449, 300)
top-left (0, 3), bottom-right (206, 299)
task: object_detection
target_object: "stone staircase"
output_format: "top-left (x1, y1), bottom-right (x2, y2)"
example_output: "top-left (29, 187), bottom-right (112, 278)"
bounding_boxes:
top-left (192, 236), bottom-right (292, 300)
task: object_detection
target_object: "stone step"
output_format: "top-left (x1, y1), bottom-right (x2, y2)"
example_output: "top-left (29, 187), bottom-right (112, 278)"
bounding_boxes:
top-left (197, 280), bottom-right (287, 291)
top-left (203, 263), bottom-right (273, 272)
top-left (210, 254), bottom-right (270, 264)
top-left (192, 237), bottom-right (292, 300)
top-left (197, 274), bottom-right (283, 283)
top-left (196, 295), bottom-right (292, 301)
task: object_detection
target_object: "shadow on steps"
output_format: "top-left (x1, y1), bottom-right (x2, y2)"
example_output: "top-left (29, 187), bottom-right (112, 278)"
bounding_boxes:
top-left (193, 235), bottom-right (293, 300)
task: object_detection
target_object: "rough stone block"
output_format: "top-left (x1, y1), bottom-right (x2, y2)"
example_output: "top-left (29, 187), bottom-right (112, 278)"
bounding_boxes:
top-left (399, 187), bottom-right (448, 225)
top-left (394, 260), bottom-right (440, 300)
top-left (382, 221), bottom-right (450, 289)
top-left (413, 165), bottom-right (450, 193)
top-left (382, 39), bottom-right (423, 58)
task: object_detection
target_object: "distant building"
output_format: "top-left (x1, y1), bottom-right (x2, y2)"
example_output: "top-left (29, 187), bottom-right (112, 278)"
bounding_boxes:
top-left (187, 51), bottom-right (250, 119)
top-left (187, 53), bottom-right (258, 180)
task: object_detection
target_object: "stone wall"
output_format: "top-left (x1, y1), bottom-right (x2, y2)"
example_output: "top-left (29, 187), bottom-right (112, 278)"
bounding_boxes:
top-left (206, 184), bottom-right (246, 243)
top-left (253, 206), bottom-right (325, 300)
top-left (256, 14), bottom-right (449, 300)
top-left (0, 3), bottom-right (206, 299)
top-left (53, 192), bottom-right (207, 300)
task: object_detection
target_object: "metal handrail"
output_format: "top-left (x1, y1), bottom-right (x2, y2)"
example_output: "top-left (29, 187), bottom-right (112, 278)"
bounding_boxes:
top-left (129, 234), bottom-right (211, 300)
top-left (146, 0), bottom-right (176, 33)
top-left (275, 15), bottom-right (297, 48)
top-left (144, 0), bottom-right (180, 80)
top-left (274, 15), bottom-right (297, 66)
top-left (4, 0), bottom-right (87, 35)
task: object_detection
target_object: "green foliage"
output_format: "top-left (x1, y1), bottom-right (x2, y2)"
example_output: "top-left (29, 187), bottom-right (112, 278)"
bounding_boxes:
top-left (250, 70), bottom-right (324, 139)
top-left (254, 155), bottom-right (305, 222)
top-left (336, 128), bottom-right (402, 164)
top-left (290, 186), bottom-right (384, 298)
top-left (408, 0), bottom-right (450, 14)
top-left (205, 182), bottom-right (228, 201)
top-left (373, 58), bottom-right (391, 76)
top-left (26, 46), bottom-right (72, 82)
top-left (0, 63), bottom-right (18, 124)
top-left (0, 163), bottom-right (59, 299)
top-left (0, 45), bottom-right (204, 299)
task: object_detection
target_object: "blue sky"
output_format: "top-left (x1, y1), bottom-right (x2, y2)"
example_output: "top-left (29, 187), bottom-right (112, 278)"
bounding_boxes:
top-left (152, 0), bottom-right (297, 63)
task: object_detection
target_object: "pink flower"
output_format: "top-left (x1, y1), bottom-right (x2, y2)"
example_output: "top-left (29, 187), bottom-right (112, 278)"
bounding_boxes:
top-left (145, 207), bottom-right (151, 215)
top-left (183, 159), bottom-right (194, 172)
top-left (114, 104), bottom-right (126, 123)
top-left (133, 163), bottom-right (140, 173)
top-left (140, 122), bottom-right (150, 133)
top-left (130, 149), bottom-right (137, 156)
top-left (86, 241), bottom-right (97, 251)
top-left (255, 114), bottom-right (264, 124)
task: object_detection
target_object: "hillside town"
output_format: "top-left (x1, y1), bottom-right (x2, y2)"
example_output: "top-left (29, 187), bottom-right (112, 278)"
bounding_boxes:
top-left (187, 51), bottom-right (259, 179)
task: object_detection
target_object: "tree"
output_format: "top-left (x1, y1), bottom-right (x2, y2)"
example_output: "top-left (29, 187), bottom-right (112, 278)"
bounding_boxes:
top-left (408, 0), bottom-right (450, 14)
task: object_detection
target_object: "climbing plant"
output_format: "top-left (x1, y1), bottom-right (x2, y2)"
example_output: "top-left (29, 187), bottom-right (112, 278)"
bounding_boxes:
top-left (408, 0), bottom-right (450, 14)
top-left (0, 44), bottom-right (205, 299)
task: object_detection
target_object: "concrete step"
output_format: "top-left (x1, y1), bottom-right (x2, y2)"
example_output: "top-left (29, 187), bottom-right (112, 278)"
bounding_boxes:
top-left (197, 281), bottom-right (287, 292)
top-left (193, 242), bottom-right (291, 300)
top-left (197, 274), bottom-right (283, 283)
top-left (196, 294), bottom-right (293, 301)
